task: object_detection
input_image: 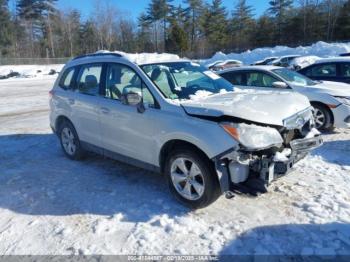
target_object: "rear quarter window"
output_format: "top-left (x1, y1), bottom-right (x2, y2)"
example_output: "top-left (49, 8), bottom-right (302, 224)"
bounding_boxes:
top-left (59, 67), bottom-right (76, 89)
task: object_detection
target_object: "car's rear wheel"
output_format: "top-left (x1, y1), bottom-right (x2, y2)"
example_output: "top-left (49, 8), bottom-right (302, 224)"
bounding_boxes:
top-left (58, 121), bottom-right (84, 160)
top-left (165, 148), bottom-right (221, 209)
top-left (312, 103), bottom-right (333, 131)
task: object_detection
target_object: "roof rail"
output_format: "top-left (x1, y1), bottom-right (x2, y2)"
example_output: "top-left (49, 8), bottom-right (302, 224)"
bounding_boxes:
top-left (72, 52), bottom-right (122, 60)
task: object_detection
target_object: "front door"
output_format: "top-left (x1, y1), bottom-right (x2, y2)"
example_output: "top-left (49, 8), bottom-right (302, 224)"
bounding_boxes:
top-left (99, 63), bottom-right (159, 165)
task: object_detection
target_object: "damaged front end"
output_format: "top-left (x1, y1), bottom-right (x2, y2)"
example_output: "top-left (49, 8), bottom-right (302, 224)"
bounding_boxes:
top-left (213, 107), bottom-right (323, 197)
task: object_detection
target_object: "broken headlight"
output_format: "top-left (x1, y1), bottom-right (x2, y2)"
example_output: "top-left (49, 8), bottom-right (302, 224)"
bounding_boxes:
top-left (221, 123), bottom-right (283, 150)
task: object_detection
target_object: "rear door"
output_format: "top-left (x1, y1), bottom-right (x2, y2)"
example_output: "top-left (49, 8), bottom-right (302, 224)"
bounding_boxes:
top-left (339, 62), bottom-right (350, 84)
top-left (71, 63), bottom-right (104, 147)
top-left (219, 71), bottom-right (247, 89)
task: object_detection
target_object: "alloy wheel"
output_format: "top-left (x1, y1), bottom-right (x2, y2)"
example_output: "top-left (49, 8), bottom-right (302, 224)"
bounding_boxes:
top-left (61, 127), bottom-right (77, 156)
top-left (313, 108), bottom-right (326, 129)
top-left (170, 157), bottom-right (205, 201)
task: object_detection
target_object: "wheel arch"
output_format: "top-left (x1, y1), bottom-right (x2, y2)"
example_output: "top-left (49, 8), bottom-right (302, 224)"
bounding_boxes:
top-left (159, 139), bottom-right (214, 174)
top-left (55, 115), bottom-right (74, 133)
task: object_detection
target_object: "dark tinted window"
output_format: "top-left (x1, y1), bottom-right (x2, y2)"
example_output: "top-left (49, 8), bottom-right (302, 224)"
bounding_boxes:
top-left (310, 64), bottom-right (337, 77)
top-left (59, 67), bottom-right (76, 89)
top-left (340, 63), bottom-right (350, 77)
top-left (77, 64), bottom-right (102, 96)
top-left (220, 72), bottom-right (245, 85)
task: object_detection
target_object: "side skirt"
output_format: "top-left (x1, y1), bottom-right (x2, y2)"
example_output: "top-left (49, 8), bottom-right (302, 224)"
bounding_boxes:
top-left (80, 141), bottom-right (161, 173)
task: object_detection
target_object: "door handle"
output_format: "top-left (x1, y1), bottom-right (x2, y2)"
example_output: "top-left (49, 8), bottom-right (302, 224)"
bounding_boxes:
top-left (68, 98), bottom-right (75, 105)
top-left (100, 107), bottom-right (110, 114)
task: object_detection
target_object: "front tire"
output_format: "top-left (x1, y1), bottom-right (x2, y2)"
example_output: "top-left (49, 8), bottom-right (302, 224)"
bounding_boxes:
top-left (312, 103), bottom-right (333, 131)
top-left (165, 148), bottom-right (221, 209)
top-left (58, 121), bottom-right (84, 160)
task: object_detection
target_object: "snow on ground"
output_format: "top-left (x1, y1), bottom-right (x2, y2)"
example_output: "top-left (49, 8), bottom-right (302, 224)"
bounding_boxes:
top-left (204, 41), bottom-right (350, 66)
top-left (0, 76), bottom-right (350, 256)
top-left (0, 65), bottom-right (63, 79)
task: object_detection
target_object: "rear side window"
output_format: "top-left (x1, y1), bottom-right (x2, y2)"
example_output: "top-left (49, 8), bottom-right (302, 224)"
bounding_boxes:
top-left (310, 64), bottom-right (337, 77)
top-left (59, 67), bottom-right (75, 89)
top-left (340, 63), bottom-right (350, 77)
top-left (77, 64), bottom-right (102, 96)
top-left (220, 72), bottom-right (245, 85)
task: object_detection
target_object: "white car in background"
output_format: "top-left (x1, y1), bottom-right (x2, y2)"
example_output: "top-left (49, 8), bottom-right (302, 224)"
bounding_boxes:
top-left (270, 55), bottom-right (301, 67)
top-left (208, 59), bottom-right (243, 71)
top-left (289, 55), bottom-right (321, 70)
top-left (252, 57), bottom-right (278, 66)
top-left (219, 66), bottom-right (350, 131)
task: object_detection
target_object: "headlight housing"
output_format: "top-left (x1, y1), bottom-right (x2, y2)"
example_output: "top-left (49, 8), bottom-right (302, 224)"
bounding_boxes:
top-left (335, 97), bottom-right (350, 106)
top-left (283, 107), bottom-right (313, 130)
top-left (221, 123), bottom-right (283, 150)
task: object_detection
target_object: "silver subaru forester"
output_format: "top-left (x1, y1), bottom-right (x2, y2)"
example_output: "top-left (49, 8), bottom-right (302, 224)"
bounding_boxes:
top-left (50, 52), bottom-right (323, 208)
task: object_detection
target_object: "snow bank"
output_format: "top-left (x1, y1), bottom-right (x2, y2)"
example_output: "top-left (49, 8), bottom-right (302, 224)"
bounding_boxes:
top-left (0, 64), bottom-right (63, 79)
top-left (203, 41), bottom-right (350, 66)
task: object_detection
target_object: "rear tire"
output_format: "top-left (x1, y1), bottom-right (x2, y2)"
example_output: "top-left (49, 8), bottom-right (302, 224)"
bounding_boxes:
top-left (312, 103), bottom-right (333, 131)
top-left (58, 120), bottom-right (85, 160)
top-left (165, 147), bottom-right (221, 209)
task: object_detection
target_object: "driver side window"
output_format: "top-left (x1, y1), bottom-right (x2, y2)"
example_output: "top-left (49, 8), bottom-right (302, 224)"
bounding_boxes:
top-left (246, 72), bottom-right (278, 88)
top-left (105, 63), bottom-right (155, 106)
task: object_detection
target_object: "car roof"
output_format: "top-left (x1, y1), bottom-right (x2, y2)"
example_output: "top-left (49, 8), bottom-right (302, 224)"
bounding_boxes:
top-left (314, 57), bottom-right (350, 64)
top-left (218, 65), bottom-right (282, 74)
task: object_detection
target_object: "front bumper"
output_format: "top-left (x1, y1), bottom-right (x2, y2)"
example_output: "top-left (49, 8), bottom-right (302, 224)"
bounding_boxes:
top-left (214, 135), bottom-right (323, 195)
top-left (264, 135), bottom-right (323, 183)
top-left (331, 103), bottom-right (350, 128)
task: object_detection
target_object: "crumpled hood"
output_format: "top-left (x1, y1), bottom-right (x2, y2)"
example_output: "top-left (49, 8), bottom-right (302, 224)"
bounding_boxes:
top-left (181, 90), bottom-right (311, 126)
top-left (293, 81), bottom-right (350, 97)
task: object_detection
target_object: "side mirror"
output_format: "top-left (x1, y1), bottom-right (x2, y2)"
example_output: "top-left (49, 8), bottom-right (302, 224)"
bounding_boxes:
top-left (123, 92), bottom-right (142, 106)
top-left (122, 91), bottom-right (146, 113)
top-left (272, 81), bottom-right (288, 89)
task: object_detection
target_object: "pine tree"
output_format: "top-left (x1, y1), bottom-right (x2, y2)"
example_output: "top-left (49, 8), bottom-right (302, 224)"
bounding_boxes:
top-left (0, 0), bottom-right (13, 56)
top-left (254, 15), bottom-right (275, 47)
top-left (231, 0), bottom-right (255, 51)
top-left (334, 0), bottom-right (350, 40)
top-left (268, 0), bottom-right (293, 44)
top-left (183, 0), bottom-right (204, 52)
top-left (201, 0), bottom-right (228, 53)
top-left (167, 20), bottom-right (189, 55)
top-left (38, 0), bottom-right (58, 57)
top-left (17, 0), bottom-right (42, 56)
top-left (138, 12), bottom-right (155, 52)
top-left (146, 0), bottom-right (174, 51)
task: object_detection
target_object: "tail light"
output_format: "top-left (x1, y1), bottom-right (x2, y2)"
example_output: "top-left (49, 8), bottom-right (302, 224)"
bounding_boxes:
top-left (49, 90), bottom-right (55, 98)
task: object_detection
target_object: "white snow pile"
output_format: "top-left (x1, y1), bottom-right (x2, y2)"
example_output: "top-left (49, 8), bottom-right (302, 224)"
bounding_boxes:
top-left (0, 64), bottom-right (63, 80)
top-left (96, 50), bottom-right (180, 65)
top-left (203, 41), bottom-right (350, 66)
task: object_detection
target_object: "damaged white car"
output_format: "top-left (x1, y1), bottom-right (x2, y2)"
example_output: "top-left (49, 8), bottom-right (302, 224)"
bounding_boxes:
top-left (50, 53), bottom-right (323, 208)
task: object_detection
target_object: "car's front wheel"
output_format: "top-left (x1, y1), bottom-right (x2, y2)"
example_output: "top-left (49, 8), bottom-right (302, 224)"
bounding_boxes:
top-left (165, 148), bottom-right (221, 209)
top-left (58, 120), bottom-right (84, 160)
